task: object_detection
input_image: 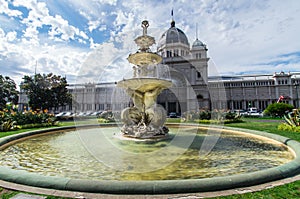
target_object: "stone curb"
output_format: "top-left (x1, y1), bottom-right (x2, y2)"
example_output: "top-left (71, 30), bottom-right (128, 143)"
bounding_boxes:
top-left (0, 124), bottom-right (300, 194)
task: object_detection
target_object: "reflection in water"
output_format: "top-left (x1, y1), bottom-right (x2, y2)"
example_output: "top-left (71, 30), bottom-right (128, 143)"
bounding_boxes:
top-left (0, 127), bottom-right (294, 181)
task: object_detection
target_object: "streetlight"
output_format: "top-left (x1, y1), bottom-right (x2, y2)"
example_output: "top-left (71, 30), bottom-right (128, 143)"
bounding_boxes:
top-left (294, 83), bottom-right (299, 108)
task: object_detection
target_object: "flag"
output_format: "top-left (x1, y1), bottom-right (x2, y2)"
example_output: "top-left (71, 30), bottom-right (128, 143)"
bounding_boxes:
top-left (171, 9), bottom-right (173, 17)
top-left (277, 95), bottom-right (285, 103)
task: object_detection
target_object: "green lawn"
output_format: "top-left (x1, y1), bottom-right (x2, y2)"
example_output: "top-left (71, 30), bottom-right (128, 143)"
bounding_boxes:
top-left (225, 118), bottom-right (300, 141)
top-left (214, 180), bottom-right (300, 199)
top-left (0, 121), bottom-right (75, 139)
top-left (1, 118), bottom-right (300, 198)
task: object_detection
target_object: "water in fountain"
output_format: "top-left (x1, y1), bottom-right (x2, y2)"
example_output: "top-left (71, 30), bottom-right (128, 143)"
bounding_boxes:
top-left (0, 126), bottom-right (294, 180)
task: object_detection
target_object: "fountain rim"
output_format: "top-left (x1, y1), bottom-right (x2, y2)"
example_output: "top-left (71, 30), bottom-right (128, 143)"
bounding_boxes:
top-left (0, 123), bottom-right (300, 194)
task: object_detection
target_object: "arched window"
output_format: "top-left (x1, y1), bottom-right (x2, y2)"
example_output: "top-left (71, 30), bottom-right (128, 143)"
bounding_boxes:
top-left (197, 72), bottom-right (201, 78)
top-left (174, 49), bottom-right (179, 57)
top-left (167, 51), bottom-right (171, 57)
top-left (197, 94), bottom-right (204, 100)
top-left (181, 50), bottom-right (185, 56)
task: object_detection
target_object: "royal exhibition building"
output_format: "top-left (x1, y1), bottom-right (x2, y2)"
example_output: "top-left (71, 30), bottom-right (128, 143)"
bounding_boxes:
top-left (19, 19), bottom-right (300, 115)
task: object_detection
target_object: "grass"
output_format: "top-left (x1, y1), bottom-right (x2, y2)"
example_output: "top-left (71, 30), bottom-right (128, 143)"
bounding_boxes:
top-left (0, 121), bottom-right (75, 139)
top-left (213, 180), bottom-right (300, 199)
top-left (225, 117), bottom-right (300, 141)
top-left (1, 117), bottom-right (300, 198)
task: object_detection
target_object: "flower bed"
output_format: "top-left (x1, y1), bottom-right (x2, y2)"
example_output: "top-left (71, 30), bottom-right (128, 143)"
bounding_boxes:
top-left (0, 109), bottom-right (58, 132)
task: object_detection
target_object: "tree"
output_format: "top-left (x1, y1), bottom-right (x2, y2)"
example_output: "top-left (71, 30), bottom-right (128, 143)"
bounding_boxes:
top-left (21, 73), bottom-right (72, 111)
top-left (264, 102), bottom-right (294, 117)
top-left (0, 75), bottom-right (19, 110)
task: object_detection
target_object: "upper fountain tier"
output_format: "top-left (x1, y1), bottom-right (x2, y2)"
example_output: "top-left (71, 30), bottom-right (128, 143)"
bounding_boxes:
top-left (127, 20), bottom-right (162, 66)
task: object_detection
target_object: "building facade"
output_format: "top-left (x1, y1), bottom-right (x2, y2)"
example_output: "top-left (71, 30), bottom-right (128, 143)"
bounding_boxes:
top-left (18, 19), bottom-right (300, 114)
top-left (209, 72), bottom-right (300, 111)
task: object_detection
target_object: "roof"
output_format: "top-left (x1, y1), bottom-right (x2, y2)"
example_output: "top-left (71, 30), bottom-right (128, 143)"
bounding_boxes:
top-left (157, 20), bottom-right (189, 48)
top-left (192, 38), bottom-right (205, 48)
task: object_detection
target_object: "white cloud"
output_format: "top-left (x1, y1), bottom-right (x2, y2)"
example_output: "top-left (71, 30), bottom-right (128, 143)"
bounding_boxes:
top-left (96, 0), bottom-right (118, 6)
top-left (0, 27), bottom-right (88, 87)
top-left (0, 0), bottom-right (22, 17)
top-left (13, 0), bottom-right (89, 43)
top-left (6, 31), bottom-right (17, 42)
top-left (79, 42), bottom-right (132, 83)
top-left (1, 0), bottom-right (300, 87)
top-left (184, 0), bottom-right (300, 75)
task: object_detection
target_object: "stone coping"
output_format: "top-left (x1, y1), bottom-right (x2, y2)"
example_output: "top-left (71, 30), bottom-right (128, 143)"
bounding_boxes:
top-left (0, 123), bottom-right (300, 195)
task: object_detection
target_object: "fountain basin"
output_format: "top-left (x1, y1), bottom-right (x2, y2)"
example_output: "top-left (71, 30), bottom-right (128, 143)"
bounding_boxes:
top-left (0, 124), bottom-right (300, 194)
top-left (117, 78), bottom-right (172, 92)
top-left (127, 52), bottom-right (162, 66)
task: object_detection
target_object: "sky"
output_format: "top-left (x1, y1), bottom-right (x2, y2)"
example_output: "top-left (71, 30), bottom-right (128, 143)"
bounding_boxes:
top-left (1, 0), bottom-right (300, 87)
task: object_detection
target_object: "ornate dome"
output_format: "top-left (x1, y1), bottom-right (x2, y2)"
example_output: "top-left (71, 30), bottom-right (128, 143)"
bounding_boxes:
top-left (192, 38), bottom-right (206, 49)
top-left (192, 38), bottom-right (204, 47)
top-left (157, 20), bottom-right (189, 48)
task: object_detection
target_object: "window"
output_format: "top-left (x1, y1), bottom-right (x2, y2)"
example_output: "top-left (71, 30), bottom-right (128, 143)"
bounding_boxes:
top-left (174, 49), bottom-right (179, 57)
top-left (197, 72), bottom-right (201, 78)
top-left (87, 104), bottom-right (92, 110)
top-left (167, 51), bottom-right (171, 57)
top-left (99, 104), bottom-right (104, 110)
top-left (181, 50), bottom-right (185, 56)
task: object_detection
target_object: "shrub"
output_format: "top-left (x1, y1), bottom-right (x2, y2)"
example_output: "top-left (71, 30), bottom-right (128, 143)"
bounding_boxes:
top-left (211, 109), bottom-right (225, 121)
top-left (0, 120), bottom-right (20, 132)
top-left (0, 109), bottom-right (18, 132)
top-left (20, 122), bottom-right (59, 129)
top-left (283, 109), bottom-right (300, 127)
top-left (182, 109), bottom-right (243, 124)
top-left (278, 123), bottom-right (300, 133)
top-left (199, 110), bottom-right (211, 120)
top-left (98, 118), bottom-right (111, 123)
top-left (278, 109), bottom-right (300, 132)
top-left (264, 103), bottom-right (294, 117)
top-left (225, 112), bottom-right (241, 120)
top-left (194, 119), bottom-right (212, 124)
top-left (98, 110), bottom-right (115, 122)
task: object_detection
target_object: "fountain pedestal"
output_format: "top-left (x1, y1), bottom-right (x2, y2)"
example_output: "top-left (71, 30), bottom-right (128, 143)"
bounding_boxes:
top-left (118, 78), bottom-right (172, 139)
top-left (117, 20), bottom-right (172, 139)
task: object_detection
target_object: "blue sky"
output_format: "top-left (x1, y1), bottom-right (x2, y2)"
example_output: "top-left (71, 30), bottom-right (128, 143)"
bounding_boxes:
top-left (1, 0), bottom-right (300, 86)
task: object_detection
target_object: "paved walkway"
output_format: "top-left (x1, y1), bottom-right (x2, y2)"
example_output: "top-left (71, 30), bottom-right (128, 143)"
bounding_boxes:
top-left (1, 174), bottom-right (300, 199)
top-left (11, 193), bottom-right (46, 199)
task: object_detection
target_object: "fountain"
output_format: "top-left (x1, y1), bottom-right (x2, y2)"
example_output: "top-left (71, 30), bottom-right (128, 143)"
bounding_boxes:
top-left (117, 20), bottom-right (172, 139)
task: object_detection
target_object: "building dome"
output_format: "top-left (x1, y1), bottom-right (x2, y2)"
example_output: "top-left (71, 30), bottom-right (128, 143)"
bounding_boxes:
top-left (157, 20), bottom-right (189, 49)
top-left (192, 38), bottom-right (204, 47)
top-left (192, 38), bottom-right (206, 50)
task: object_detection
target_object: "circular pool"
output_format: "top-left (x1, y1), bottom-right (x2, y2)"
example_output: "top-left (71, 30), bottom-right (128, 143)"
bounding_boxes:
top-left (0, 124), bottom-right (300, 194)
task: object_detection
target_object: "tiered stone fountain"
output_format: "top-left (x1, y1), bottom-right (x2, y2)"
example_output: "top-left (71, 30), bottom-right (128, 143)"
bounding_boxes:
top-left (117, 20), bottom-right (172, 139)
